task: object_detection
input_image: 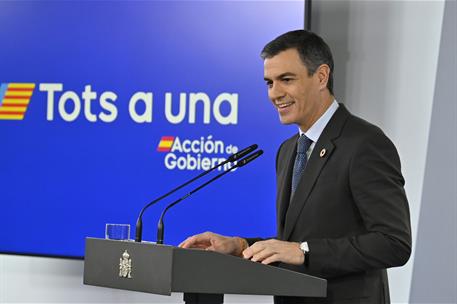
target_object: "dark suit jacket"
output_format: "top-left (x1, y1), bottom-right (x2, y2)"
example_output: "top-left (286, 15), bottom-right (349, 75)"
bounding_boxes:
top-left (248, 105), bottom-right (411, 304)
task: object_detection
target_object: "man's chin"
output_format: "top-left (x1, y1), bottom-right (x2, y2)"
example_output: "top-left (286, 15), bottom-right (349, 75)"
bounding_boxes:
top-left (278, 115), bottom-right (295, 126)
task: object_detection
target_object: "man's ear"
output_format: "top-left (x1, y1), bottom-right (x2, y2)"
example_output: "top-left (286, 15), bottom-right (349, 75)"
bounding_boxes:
top-left (316, 64), bottom-right (331, 91)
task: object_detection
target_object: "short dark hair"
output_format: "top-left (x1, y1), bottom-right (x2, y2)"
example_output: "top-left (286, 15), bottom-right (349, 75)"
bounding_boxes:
top-left (261, 30), bottom-right (334, 95)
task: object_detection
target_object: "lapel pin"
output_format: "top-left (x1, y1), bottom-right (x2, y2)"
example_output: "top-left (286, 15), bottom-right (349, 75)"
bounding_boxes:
top-left (320, 148), bottom-right (326, 158)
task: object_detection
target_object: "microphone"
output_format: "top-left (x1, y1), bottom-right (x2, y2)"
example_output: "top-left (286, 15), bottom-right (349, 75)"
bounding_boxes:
top-left (156, 149), bottom-right (263, 245)
top-left (227, 144), bottom-right (258, 161)
top-left (135, 144), bottom-right (258, 242)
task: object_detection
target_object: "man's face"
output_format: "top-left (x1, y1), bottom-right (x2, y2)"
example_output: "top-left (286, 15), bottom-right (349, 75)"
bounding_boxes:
top-left (264, 48), bottom-right (322, 131)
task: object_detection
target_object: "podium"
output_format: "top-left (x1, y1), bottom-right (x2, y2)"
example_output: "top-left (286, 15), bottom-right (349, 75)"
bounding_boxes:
top-left (84, 238), bottom-right (326, 303)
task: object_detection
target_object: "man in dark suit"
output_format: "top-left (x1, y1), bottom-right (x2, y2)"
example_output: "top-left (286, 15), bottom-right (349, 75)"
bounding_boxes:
top-left (180, 30), bottom-right (412, 304)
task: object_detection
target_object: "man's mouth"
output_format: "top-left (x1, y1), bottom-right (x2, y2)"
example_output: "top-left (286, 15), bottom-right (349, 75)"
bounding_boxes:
top-left (275, 102), bottom-right (294, 109)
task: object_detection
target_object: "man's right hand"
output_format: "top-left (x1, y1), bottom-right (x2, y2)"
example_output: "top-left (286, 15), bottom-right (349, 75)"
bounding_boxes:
top-left (179, 231), bottom-right (247, 257)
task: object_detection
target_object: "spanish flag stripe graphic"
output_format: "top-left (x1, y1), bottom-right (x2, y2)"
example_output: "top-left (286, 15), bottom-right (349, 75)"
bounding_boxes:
top-left (0, 103), bottom-right (28, 108)
top-left (158, 142), bottom-right (173, 148)
top-left (8, 83), bottom-right (35, 89)
top-left (159, 140), bottom-right (173, 147)
top-left (2, 96), bottom-right (30, 100)
top-left (2, 99), bottom-right (30, 104)
top-left (7, 88), bottom-right (34, 92)
top-left (161, 136), bottom-right (174, 141)
top-left (1, 100), bottom-right (29, 105)
top-left (157, 136), bottom-right (175, 152)
top-left (158, 144), bottom-right (173, 149)
top-left (0, 114), bottom-right (23, 120)
top-left (5, 91), bottom-right (33, 97)
top-left (0, 83), bottom-right (34, 120)
top-left (0, 107), bottom-right (27, 112)
top-left (157, 147), bottom-right (171, 152)
top-left (0, 111), bottom-right (25, 115)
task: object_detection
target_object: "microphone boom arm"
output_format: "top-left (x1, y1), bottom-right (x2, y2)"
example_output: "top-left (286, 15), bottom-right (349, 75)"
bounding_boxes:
top-left (135, 144), bottom-right (258, 242)
top-left (156, 149), bottom-right (263, 244)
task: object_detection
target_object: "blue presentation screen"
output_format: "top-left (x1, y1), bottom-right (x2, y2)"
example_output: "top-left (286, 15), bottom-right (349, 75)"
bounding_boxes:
top-left (0, 1), bottom-right (303, 258)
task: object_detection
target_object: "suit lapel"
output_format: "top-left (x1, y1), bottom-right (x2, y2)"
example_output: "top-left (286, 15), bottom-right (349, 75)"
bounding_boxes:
top-left (282, 105), bottom-right (350, 240)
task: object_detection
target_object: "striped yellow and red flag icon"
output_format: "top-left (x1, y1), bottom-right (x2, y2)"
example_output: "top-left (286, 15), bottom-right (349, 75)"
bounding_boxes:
top-left (0, 83), bottom-right (35, 120)
top-left (157, 136), bottom-right (175, 152)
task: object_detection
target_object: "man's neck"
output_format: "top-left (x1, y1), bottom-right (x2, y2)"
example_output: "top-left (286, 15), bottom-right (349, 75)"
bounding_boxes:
top-left (299, 94), bottom-right (335, 132)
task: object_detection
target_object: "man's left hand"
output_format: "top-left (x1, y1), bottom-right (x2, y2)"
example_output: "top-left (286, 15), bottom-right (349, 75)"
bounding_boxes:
top-left (242, 239), bottom-right (304, 265)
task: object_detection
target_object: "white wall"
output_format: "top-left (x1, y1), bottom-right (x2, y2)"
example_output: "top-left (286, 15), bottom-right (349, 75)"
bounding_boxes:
top-left (409, 1), bottom-right (457, 301)
top-left (0, 254), bottom-right (271, 303)
top-left (1, 1), bottom-right (447, 303)
top-left (312, 0), bottom-right (445, 303)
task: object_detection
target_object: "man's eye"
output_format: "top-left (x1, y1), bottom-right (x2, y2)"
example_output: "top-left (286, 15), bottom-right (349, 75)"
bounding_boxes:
top-left (282, 78), bottom-right (293, 83)
top-left (266, 82), bottom-right (273, 88)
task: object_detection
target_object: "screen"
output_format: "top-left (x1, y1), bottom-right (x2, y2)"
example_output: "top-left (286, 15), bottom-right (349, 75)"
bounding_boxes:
top-left (0, 1), bottom-right (304, 258)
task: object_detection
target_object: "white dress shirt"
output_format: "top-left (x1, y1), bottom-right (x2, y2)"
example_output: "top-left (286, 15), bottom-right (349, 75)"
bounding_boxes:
top-left (297, 100), bottom-right (339, 254)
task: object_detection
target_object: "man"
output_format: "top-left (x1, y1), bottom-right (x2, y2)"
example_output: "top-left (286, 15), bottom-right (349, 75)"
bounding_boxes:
top-left (180, 30), bottom-right (412, 304)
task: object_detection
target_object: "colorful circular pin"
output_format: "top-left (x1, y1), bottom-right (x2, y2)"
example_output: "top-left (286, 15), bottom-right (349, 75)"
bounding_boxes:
top-left (320, 148), bottom-right (326, 158)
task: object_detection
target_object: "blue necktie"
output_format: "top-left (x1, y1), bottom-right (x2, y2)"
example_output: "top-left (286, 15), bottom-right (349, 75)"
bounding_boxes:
top-left (291, 135), bottom-right (312, 197)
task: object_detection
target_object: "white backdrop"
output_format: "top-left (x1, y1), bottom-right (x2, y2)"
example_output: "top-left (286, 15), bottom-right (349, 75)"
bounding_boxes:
top-left (311, 0), bottom-right (445, 302)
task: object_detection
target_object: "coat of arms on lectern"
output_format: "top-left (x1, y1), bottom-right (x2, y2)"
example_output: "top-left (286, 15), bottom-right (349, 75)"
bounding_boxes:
top-left (119, 250), bottom-right (132, 278)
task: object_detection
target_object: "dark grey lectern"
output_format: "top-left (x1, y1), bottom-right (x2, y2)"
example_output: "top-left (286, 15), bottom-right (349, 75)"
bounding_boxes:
top-left (84, 238), bottom-right (326, 303)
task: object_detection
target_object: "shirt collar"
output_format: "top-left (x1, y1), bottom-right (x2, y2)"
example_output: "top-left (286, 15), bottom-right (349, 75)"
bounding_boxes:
top-left (299, 100), bottom-right (339, 142)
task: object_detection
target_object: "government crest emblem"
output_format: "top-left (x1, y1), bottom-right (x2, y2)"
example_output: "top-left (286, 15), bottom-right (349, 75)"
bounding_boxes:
top-left (119, 250), bottom-right (132, 278)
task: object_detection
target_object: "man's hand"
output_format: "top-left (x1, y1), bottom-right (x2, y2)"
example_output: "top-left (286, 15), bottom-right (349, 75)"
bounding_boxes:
top-left (242, 239), bottom-right (304, 265)
top-left (179, 232), bottom-right (247, 257)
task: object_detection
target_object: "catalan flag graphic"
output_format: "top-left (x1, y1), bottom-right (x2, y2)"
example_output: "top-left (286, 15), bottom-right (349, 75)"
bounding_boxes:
top-left (157, 136), bottom-right (175, 152)
top-left (0, 83), bottom-right (35, 120)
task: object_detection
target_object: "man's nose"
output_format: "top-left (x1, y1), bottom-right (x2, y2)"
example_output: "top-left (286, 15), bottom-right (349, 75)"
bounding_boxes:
top-left (268, 83), bottom-right (285, 101)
